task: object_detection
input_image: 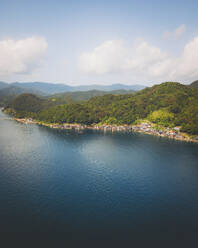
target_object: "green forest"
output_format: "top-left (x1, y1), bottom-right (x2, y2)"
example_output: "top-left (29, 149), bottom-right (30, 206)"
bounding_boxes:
top-left (4, 82), bottom-right (198, 135)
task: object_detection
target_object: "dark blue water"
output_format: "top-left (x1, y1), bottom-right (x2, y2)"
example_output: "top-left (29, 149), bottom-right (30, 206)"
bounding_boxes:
top-left (0, 110), bottom-right (198, 243)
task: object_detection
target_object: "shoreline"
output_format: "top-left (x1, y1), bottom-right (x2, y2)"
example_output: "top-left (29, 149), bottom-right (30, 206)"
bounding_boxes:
top-left (13, 117), bottom-right (198, 143)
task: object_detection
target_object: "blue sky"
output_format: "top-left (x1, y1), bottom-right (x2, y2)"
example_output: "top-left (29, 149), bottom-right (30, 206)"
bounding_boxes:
top-left (1, 0), bottom-right (198, 85)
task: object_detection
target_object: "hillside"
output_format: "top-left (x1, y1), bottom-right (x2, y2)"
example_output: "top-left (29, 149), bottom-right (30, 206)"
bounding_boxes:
top-left (7, 89), bottom-right (134, 116)
top-left (0, 86), bottom-right (134, 108)
top-left (11, 94), bottom-right (44, 113)
top-left (47, 89), bottom-right (134, 106)
top-left (190, 80), bottom-right (198, 88)
top-left (0, 81), bottom-right (141, 107)
top-left (0, 85), bottom-right (44, 107)
top-left (7, 82), bottom-right (198, 135)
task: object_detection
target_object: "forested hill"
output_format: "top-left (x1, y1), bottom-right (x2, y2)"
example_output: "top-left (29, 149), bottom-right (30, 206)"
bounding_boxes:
top-left (46, 89), bottom-right (134, 105)
top-left (9, 89), bottom-right (134, 111)
top-left (0, 87), bottom-right (134, 108)
top-left (7, 82), bottom-right (198, 135)
top-left (0, 86), bottom-right (43, 107)
top-left (190, 80), bottom-right (198, 88)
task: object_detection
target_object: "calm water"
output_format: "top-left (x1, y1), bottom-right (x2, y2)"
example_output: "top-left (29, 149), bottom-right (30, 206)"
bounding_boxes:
top-left (0, 110), bottom-right (198, 242)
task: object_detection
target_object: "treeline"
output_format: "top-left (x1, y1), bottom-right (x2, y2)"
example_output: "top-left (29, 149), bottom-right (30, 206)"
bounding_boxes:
top-left (7, 82), bottom-right (198, 135)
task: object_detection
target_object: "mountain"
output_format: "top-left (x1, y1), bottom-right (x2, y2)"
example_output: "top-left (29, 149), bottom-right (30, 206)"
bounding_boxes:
top-left (0, 81), bottom-right (136, 107)
top-left (0, 82), bottom-right (8, 90)
top-left (0, 81), bottom-right (145, 97)
top-left (12, 82), bottom-right (73, 95)
top-left (0, 85), bottom-right (44, 107)
top-left (10, 82), bottom-right (145, 94)
top-left (48, 89), bottom-right (134, 105)
top-left (190, 80), bottom-right (198, 88)
top-left (4, 89), bottom-right (134, 110)
top-left (11, 94), bottom-right (44, 114)
top-left (72, 83), bottom-right (146, 92)
top-left (8, 82), bottom-right (198, 135)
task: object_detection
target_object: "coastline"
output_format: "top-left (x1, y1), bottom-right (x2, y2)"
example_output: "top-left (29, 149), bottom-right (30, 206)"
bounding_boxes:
top-left (13, 116), bottom-right (198, 143)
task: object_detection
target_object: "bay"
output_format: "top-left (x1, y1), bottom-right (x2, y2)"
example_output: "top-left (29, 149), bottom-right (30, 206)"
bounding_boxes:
top-left (0, 110), bottom-right (198, 242)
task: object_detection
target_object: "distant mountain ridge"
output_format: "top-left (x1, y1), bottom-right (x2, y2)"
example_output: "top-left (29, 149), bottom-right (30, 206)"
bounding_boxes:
top-left (0, 83), bottom-right (135, 107)
top-left (0, 81), bottom-right (146, 95)
top-left (12, 82), bottom-right (73, 95)
top-left (69, 83), bottom-right (145, 92)
top-left (0, 82), bottom-right (8, 90)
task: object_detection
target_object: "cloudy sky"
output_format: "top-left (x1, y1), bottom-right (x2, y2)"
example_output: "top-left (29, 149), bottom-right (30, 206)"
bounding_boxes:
top-left (1, 0), bottom-right (198, 85)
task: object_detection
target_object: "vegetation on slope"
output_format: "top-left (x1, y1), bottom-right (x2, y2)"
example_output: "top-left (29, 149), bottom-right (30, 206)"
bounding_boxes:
top-left (0, 85), bottom-right (44, 107)
top-left (6, 82), bottom-right (198, 135)
top-left (9, 94), bottom-right (45, 118)
top-left (0, 84), bottom-right (134, 108)
top-left (46, 89), bottom-right (134, 106)
top-left (190, 80), bottom-right (198, 88)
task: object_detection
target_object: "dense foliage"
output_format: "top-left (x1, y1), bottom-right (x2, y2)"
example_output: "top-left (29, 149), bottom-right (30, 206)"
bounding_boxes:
top-left (9, 94), bottom-right (44, 118)
top-left (147, 109), bottom-right (175, 127)
top-left (45, 89), bottom-right (134, 106)
top-left (6, 82), bottom-right (198, 135)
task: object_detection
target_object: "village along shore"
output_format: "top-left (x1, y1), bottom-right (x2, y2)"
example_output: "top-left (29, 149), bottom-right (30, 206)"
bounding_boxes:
top-left (11, 115), bottom-right (198, 143)
top-left (1, 106), bottom-right (197, 143)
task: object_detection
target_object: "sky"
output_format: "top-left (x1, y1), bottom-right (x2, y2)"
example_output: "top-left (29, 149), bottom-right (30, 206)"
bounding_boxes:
top-left (1, 0), bottom-right (198, 86)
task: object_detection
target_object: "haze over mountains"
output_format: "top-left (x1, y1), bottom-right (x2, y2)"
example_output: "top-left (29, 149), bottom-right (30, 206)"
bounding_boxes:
top-left (0, 82), bottom-right (146, 96)
top-left (0, 81), bottom-right (145, 107)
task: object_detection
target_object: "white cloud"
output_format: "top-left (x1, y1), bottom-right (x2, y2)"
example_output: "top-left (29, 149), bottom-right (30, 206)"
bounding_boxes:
top-left (79, 40), bottom-right (167, 75)
top-left (172, 37), bottom-right (198, 79)
top-left (78, 40), bottom-right (129, 74)
top-left (0, 36), bottom-right (47, 76)
top-left (78, 36), bottom-right (198, 82)
top-left (163, 24), bottom-right (186, 40)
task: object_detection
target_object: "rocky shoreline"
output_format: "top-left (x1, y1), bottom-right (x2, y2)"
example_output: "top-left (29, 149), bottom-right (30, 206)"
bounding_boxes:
top-left (13, 117), bottom-right (198, 143)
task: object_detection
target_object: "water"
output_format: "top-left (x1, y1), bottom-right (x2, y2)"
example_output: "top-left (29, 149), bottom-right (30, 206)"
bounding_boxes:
top-left (0, 110), bottom-right (198, 243)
